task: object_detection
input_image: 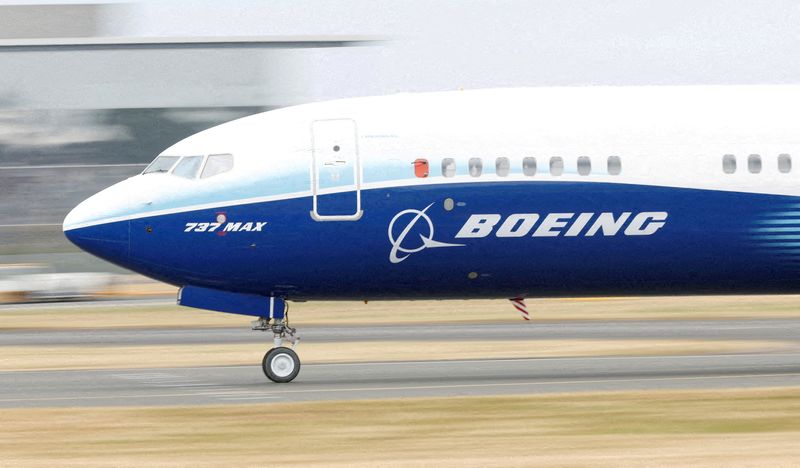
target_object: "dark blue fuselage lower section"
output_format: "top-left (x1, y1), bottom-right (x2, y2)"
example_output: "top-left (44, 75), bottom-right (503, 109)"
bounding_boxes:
top-left (65, 182), bottom-right (800, 299)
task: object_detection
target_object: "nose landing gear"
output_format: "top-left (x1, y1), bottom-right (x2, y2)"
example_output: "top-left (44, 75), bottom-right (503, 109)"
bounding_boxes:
top-left (252, 301), bottom-right (301, 383)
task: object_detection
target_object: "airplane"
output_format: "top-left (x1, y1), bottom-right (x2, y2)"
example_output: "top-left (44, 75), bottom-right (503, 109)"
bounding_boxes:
top-left (63, 85), bottom-right (800, 382)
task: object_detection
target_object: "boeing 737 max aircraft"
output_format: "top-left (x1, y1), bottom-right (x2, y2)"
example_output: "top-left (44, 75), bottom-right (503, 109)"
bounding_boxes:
top-left (63, 86), bottom-right (800, 382)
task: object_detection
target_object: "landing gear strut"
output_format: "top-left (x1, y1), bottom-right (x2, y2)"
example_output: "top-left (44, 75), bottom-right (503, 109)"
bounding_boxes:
top-left (252, 301), bottom-right (300, 383)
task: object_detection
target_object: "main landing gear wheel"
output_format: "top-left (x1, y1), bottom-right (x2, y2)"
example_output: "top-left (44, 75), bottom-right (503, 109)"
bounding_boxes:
top-left (262, 347), bottom-right (301, 383)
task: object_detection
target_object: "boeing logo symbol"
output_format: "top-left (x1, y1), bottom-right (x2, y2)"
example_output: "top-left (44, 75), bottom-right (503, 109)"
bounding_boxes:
top-left (388, 203), bottom-right (464, 264)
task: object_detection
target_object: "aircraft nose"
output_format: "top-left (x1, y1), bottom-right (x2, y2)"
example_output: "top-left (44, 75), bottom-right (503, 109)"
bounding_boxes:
top-left (63, 182), bottom-right (132, 265)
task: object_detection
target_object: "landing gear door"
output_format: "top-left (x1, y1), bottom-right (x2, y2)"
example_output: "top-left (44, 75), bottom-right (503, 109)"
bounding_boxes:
top-left (311, 119), bottom-right (362, 221)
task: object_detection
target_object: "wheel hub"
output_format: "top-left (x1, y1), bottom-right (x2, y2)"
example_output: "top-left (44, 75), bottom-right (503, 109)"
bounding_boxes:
top-left (271, 353), bottom-right (295, 377)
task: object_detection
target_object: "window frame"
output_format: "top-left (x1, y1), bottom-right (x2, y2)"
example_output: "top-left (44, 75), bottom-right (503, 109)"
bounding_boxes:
top-left (441, 158), bottom-right (456, 178)
top-left (142, 155), bottom-right (181, 175)
top-left (748, 154), bottom-right (762, 174)
top-left (172, 155), bottom-right (206, 179)
top-left (607, 155), bottom-right (622, 175)
top-left (577, 156), bottom-right (591, 176)
top-left (549, 157), bottom-right (564, 176)
top-left (522, 157), bottom-right (537, 177)
top-left (495, 157), bottom-right (510, 177)
top-left (468, 157), bottom-right (483, 177)
top-left (722, 154), bottom-right (737, 174)
top-left (200, 153), bottom-right (235, 179)
top-left (778, 154), bottom-right (792, 174)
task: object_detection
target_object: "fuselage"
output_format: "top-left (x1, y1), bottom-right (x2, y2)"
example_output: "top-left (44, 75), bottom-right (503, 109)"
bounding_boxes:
top-left (64, 86), bottom-right (800, 299)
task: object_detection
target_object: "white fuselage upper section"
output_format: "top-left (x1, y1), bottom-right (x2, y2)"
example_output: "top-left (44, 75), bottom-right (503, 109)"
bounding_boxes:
top-left (64, 85), bottom-right (800, 231)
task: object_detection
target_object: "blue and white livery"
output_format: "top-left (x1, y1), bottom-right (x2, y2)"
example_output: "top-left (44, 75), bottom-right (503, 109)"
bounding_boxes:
top-left (63, 85), bottom-right (800, 381)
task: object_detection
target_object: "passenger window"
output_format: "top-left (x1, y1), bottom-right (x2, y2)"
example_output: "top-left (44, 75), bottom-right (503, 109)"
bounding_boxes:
top-left (722, 154), bottom-right (736, 174)
top-left (201, 154), bottom-right (234, 179)
top-left (607, 156), bottom-right (622, 175)
top-left (442, 158), bottom-right (456, 178)
top-left (172, 156), bottom-right (204, 179)
top-left (550, 157), bottom-right (564, 176)
top-left (748, 154), bottom-right (762, 174)
top-left (143, 155), bottom-right (180, 174)
top-left (468, 158), bottom-right (483, 177)
top-left (577, 156), bottom-right (591, 176)
top-left (414, 159), bottom-right (429, 178)
top-left (523, 157), bottom-right (537, 176)
top-left (779, 154), bottom-right (792, 173)
top-left (495, 157), bottom-right (510, 177)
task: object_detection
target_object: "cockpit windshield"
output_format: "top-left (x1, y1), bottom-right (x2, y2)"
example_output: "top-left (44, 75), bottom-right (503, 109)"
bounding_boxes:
top-left (143, 156), bottom-right (180, 174)
top-left (142, 154), bottom-right (234, 178)
top-left (172, 155), bottom-right (204, 179)
top-left (201, 154), bottom-right (234, 178)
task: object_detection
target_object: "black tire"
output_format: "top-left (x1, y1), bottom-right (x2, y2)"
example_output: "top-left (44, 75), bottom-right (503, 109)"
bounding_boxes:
top-left (262, 347), bottom-right (301, 383)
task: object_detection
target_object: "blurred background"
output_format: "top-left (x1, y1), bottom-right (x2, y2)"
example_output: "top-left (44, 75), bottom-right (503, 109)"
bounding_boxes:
top-left (3, 0), bottom-right (800, 302)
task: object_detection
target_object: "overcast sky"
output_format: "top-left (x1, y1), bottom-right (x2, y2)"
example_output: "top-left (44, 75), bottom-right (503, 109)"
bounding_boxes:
top-left (2, 0), bottom-right (800, 108)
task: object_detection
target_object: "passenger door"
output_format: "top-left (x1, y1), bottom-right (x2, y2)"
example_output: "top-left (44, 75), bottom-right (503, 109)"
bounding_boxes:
top-left (311, 119), bottom-right (362, 221)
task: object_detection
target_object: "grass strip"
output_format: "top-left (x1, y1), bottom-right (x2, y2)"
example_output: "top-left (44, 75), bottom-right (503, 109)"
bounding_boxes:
top-left (1, 387), bottom-right (799, 466)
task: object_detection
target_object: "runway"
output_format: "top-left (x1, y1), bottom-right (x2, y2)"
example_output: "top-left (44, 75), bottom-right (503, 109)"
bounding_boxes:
top-left (1, 316), bottom-right (799, 408)
top-left (1, 353), bottom-right (799, 407)
top-left (4, 318), bottom-right (800, 346)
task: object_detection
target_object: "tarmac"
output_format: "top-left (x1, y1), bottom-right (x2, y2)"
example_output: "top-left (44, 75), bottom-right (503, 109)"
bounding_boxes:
top-left (1, 316), bottom-right (799, 408)
top-left (4, 318), bottom-right (800, 346)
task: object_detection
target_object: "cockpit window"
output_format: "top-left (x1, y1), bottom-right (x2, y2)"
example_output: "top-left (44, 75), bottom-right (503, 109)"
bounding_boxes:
top-left (201, 154), bottom-right (234, 179)
top-left (143, 156), bottom-right (180, 174)
top-left (172, 155), bottom-right (204, 179)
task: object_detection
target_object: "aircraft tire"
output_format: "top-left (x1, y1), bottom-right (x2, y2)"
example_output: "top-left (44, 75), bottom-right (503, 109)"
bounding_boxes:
top-left (262, 347), bottom-right (301, 383)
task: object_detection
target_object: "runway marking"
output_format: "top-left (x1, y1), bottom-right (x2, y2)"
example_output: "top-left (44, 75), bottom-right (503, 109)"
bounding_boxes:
top-left (1, 372), bottom-right (799, 404)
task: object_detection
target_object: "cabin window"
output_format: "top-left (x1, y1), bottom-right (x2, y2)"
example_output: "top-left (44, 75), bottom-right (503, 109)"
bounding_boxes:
top-left (748, 154), bottom-right (762, 174)
top-left (442, 158), bottom-right (456, 178)
top-left (201, 153), bottom-right (234, 179)
top-left (143, 155), bottom-right (180, 174)
top-left (550, 157), bottom-right (564, 176)
top-left (607, 156), bottom-right (622, 175)
top-left (577, 156), bottom-right (591, 176)
top-left (779, 154), bottom-right (792, 173)
top-left (172, 155), bottom-right (204, 179)
top-left (722, 154), bottom-right (736, 174)
top-left (414, 158), bottom-right (429, 178)
top-left (496, 157), bottom-right (510, 177)
top-left (468, 158), bottom-right (483, 177)
top-left (523, 157), bottom-right (537, 176)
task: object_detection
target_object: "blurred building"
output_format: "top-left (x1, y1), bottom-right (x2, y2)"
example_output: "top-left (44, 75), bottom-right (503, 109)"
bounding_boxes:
top-left (0, 2), bottom-right (332, 273)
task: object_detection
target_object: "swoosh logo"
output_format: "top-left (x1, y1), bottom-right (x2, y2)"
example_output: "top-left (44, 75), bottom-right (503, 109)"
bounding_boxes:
top-left (388, 203), bottom-right (464, 263)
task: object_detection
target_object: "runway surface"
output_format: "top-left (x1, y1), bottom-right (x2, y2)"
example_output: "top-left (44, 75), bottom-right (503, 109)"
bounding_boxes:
top-left (1, 316), bottom-right (799, 407)
top-left (4, 318), bottom-right (800, 346)
top-left (1, 354), bottom-right (799, 407)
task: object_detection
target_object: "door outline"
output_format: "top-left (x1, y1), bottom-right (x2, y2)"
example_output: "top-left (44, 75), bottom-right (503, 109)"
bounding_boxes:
top-left (310, 118), bottom-right (363, 221)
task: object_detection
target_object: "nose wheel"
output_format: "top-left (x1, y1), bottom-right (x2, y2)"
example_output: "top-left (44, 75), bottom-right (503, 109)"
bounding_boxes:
top-left (252, 302), bottom-right (301, 383)
top-left (262, 347), bottom-right (301, 383)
